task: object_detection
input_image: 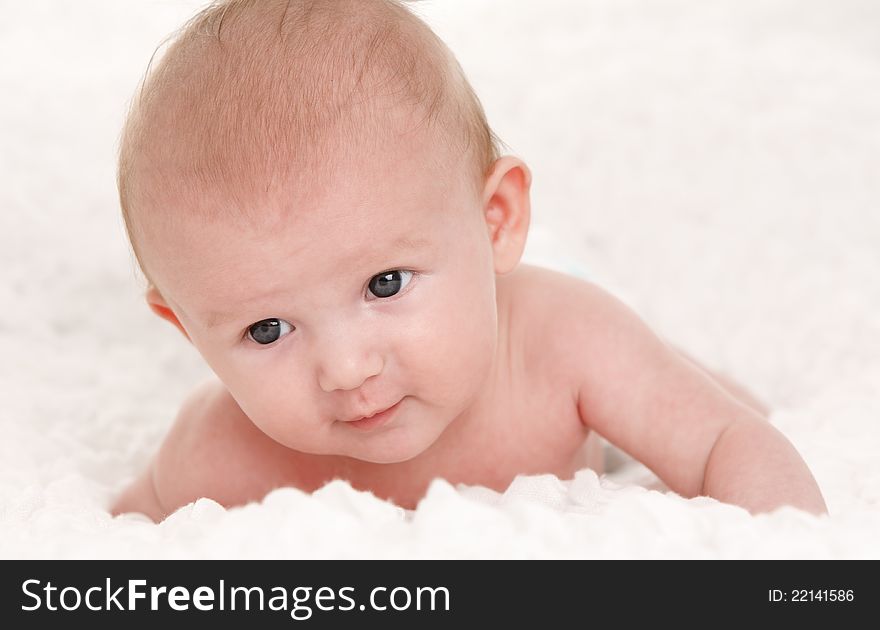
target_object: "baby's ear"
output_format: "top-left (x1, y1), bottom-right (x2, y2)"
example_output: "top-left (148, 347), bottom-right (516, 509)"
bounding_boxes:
top-left (145, 285), bottom-right (191, 342)
top-left (481, 156), bottom-right (532, 275)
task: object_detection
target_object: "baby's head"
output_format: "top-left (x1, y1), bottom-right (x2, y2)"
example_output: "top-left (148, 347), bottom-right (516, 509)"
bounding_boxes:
top-left (117, 0), bottom-right (532, 464)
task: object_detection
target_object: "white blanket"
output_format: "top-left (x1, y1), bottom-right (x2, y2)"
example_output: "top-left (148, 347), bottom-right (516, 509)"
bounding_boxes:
top-left (2, 0), bottom-right (878, 558)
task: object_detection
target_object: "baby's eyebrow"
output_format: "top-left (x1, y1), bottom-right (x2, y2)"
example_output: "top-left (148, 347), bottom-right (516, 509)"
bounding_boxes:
top-left (203, 291), bottom-right (281, 329)
top-left (201, 235), bottom-right (430, 329)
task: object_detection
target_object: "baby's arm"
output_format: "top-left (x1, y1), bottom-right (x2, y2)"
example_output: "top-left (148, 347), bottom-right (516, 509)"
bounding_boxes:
top-left (699, 414), bottom-right (828, 515)
top-left (552, 279), bottom-right (827, 516)
top-left (109, 459), bottom-right (166, 522)
top-left (110, 378), bottom-right (303, 523)
top-left (109, 379), bottom-right (218, 523)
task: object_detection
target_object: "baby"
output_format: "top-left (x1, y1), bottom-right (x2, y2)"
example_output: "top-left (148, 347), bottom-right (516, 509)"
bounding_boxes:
top-left (111, 0), bottom-right (827, 522)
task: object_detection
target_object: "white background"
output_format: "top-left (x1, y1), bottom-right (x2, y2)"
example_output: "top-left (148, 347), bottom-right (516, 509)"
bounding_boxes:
top-left (1, 0), bottom-right (878, 557)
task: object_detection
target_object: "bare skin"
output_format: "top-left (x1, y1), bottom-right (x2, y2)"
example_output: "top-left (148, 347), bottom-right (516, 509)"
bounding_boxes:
top-left (111, 0), bottom-right (826, 526)
top-left (112, 264), bottom-right (591, 518)
top-left (111, 263), bottom-right (795, 522)
top-left (111, 134), bottom-right (826, 521)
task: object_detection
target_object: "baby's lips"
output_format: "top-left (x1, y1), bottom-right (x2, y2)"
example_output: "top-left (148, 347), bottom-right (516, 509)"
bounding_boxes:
top-left (341, 397), bottom-right (404, 424)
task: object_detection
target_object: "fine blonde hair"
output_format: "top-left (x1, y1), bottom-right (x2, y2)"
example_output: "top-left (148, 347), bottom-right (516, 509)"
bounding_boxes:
top-left (117, 0), bottom-right (506, 285)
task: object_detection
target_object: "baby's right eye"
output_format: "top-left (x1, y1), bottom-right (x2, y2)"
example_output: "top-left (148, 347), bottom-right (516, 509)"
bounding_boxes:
top-left (247, 318), bottom-right (293, 345)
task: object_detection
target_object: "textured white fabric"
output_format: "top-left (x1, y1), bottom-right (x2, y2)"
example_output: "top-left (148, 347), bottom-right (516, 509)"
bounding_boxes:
top-left (1, 0), bottom-right (879, 558)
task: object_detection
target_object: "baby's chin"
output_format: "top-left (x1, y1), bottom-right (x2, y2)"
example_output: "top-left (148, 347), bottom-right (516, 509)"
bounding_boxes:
top-left (333, 421), bottom-right (447, 465)
top-left (269, 410), bottom-right (450, 465)
top-left (340, 432), bottom-right (436, 465)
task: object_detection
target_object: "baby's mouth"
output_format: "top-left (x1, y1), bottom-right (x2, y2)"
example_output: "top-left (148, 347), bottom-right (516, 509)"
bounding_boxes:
top-left (342, 398), bottom-right (405, 430)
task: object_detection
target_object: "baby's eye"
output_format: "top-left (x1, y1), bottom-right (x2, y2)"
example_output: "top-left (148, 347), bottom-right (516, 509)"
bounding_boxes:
top-left (247, 318), bottom-right (293, 345)
top-left (367, 270), bottom-right (414, 299)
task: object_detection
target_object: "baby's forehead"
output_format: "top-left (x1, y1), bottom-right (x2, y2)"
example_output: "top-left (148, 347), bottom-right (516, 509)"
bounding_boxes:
top-left (137, 153), bottom-right (461, 259)
top-left (140, 182), bottom-right (451, 303)
top-left (135, 115), bottom-right (465, 233)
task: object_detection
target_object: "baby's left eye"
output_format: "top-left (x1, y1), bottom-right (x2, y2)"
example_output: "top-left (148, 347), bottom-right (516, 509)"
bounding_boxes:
top-left (367, 270), bottom-right (414, 299)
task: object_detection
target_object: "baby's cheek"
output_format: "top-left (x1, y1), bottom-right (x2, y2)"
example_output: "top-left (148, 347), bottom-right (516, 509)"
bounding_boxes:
top-left (235, 370), bottom-right (317, 446)
top-left (406, 286), bottom-right (496, 402)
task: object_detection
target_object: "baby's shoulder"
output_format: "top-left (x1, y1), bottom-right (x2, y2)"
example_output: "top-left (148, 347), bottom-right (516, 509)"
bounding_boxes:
top-left (502, 262), bottom-right (608, 342)
top-left (502, 262), bottom-right (603, 302)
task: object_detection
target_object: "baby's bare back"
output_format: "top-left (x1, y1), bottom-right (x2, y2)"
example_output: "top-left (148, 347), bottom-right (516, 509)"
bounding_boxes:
top-left (112, 264), bottom-right (604, 520)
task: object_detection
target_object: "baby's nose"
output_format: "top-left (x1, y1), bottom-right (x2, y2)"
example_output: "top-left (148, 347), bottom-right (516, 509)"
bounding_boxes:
top-left (315, 336), bottom-right (384, 392)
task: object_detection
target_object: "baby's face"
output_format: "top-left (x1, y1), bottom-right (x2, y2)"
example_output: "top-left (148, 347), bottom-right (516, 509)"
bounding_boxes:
top-left (138, 145), bottom-right (502, 464)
